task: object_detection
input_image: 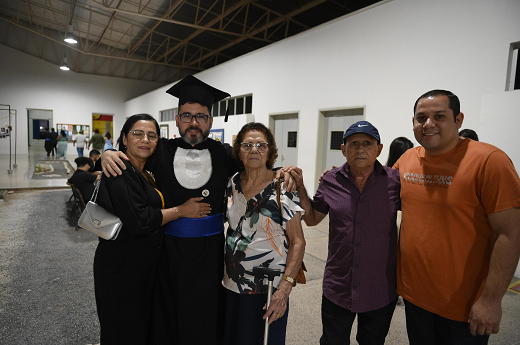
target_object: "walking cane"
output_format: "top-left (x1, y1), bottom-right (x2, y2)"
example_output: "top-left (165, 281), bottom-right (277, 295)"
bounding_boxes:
top-left (253, 266), bottom-right (281, 345)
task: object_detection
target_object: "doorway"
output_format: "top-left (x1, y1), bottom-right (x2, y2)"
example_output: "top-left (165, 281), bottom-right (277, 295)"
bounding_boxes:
top-left (315, 108), bottom-right (364, 189)
top-left (27, 109), bottom-right (53, 147)
top-left (92, 113), bottom-right (114, 139)
top-left (270, 113), bottom-right (299, 168)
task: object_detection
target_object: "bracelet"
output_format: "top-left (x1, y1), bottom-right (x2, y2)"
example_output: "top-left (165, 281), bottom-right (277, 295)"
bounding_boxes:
top-left (173, 207), bottom-right (181, 218)
top-left (281, 275), bottom-right (296, 287)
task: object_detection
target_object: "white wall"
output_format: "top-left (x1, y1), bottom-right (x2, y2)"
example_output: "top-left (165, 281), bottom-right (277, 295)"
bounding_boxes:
top-left (126, 0), bottom-right (520, 189)
top-left (0, 44), bottom-right (165, 155)
top-left (124, 0), bottom-right (520, 276)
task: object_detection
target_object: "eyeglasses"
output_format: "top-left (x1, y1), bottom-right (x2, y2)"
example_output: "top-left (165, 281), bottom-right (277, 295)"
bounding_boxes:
top-left (240, 142), bottom-right (269, 153)
top-left (130, 130), bottom-right (159, 142)
top-left (178, 113), bottom-right (210, 124)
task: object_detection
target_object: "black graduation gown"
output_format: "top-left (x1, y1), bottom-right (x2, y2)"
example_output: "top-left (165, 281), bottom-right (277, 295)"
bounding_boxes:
top-left (93, 160), bottom-right (164, 345)
top-left (147, 138), bottom-right (238, 345)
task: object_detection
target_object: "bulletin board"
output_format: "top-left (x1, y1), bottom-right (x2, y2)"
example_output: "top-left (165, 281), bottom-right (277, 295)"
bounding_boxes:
top-left (210, 128), bottom-right (224, 143)
top-left (56, 124), bottom-right (90, 142)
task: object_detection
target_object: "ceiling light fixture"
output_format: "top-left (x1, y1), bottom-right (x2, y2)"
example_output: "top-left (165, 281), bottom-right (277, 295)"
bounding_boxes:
top-left (64, 0), bottom-right (78, 44)
top-left (64, 25), bottom-right (78, 44)
top-left (60, 57), bottom-right (70, 71)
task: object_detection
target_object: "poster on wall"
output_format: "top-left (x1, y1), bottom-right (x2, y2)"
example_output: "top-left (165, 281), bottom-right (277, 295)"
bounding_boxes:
top-left (56, 124), bottom-right (90, 142)
top-left (210, 129), bottom-right (224, 143)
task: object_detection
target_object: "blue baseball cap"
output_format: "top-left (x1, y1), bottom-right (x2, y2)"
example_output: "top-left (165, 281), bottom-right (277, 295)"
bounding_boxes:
top-left (343, 121), bottom-right (380, 144)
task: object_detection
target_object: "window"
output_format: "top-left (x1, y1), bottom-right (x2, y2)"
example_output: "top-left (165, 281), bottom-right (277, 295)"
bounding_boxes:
top-left (330, 131), bottom-right (344, 150)
top-left (506, 42), bottom-right (520, 91)
top-left (160, 108), bottom-right (178, 122)
top-left (213, 94), bottom-right (253, 117)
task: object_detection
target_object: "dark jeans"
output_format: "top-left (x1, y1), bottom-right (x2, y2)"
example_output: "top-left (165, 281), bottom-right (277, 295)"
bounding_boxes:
top-left (404, 298), bottom-right (489, 345)
top-left (320, 295), bottom-right (397, 345)
top-left (224, 289), bottom-right (289, 345)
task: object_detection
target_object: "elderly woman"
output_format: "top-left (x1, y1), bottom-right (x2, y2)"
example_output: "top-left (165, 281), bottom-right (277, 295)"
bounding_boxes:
top-left (93, 114), bottom-right (210, 344)
top-left (223, 122), bottom-right (306, 345)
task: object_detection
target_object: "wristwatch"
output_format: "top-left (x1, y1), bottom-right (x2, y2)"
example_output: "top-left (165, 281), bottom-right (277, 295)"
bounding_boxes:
top-left (282, 275), bottom-right (296, 287)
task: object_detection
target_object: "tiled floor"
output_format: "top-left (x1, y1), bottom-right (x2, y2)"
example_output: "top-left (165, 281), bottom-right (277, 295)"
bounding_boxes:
top-left (0, 146), bottom-right (75, 190)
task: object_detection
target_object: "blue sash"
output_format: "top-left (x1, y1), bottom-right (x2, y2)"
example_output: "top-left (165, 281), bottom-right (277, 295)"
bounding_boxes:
top-left (164, 213), bottom-right (224, 238)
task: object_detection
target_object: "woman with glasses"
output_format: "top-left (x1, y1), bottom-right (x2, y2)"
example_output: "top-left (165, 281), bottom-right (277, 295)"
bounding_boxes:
top-left (223, 122), bottom-right (306, 345)
top-left (93, 114), bottom-right (210, 345)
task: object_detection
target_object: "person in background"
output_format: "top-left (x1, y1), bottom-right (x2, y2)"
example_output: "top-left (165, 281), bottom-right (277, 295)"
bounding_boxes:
top-left (67, 157), bottom-right (99, 202)
top-left (88, 150), bottom-right (102, 173)
top-left (93, 114), bottom-right (205, 344)
top-left (56, 130), bottom-right (68, 159)
top-left (88, 129), bottom-right (105, 152)
top-left (395, 89), bottom-right (520, 344)
top-left (223, 122), bottom-right (305, 345)
top-left (74, 130), bottom-right (87, 157)
top-left (292, 121), bottom-right (400, 345)
top-left (42, 127), bottom-right (53, 157)
top-left (50, 128), bottom-right (58, 156)
top-left (103, 132), bottom-right (113, 152)
top-left (386, 137), bottom-right (414, 167)
top-left (459, 128), bottom-right (479, 141)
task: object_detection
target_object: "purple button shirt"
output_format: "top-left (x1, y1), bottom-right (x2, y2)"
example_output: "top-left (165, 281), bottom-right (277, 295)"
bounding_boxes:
top-left (311, 160), bottom-right (400, 313)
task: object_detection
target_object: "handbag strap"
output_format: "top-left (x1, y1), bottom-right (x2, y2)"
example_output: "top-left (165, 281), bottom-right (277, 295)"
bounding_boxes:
top-left (90, 174), bottom-right (102, 203)
top-left (276, 180), bottom-right (291, 247)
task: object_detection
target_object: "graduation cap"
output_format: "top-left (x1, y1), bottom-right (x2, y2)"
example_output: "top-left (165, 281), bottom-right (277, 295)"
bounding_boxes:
top-left (166, 75), bottom-right (231, 121)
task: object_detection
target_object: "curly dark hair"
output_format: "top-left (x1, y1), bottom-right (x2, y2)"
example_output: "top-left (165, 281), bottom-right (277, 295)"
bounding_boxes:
top-left (232, 122), bottom-right (278, 169)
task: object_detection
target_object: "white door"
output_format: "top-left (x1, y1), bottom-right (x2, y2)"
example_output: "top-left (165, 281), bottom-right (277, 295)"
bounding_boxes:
top-left (322, 109), bottom-right (364, 172)
top-left (273, 113), bottom-right (298, 168)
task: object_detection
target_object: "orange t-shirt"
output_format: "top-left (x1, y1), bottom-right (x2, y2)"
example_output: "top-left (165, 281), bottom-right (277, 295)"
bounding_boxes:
top-left (394, 139), bottom-right (520, 322)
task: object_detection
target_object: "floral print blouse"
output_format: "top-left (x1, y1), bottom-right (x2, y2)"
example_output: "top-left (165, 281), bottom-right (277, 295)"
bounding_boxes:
top-left (223, 172), bottom-right (304, 294)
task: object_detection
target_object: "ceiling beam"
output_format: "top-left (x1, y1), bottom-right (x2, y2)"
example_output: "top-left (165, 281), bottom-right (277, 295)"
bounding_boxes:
top-left (96, 0), bottom-right (125, 45)
top-left (128, 0), bottom-right (185, 57)
top-left (156, 0), bottom-right (249, 61)
top-left (0, 17), bottom-right (198, 69)
top-left (250, 2), bottom-right (310, 30)
top-left (184, 0), bottom-right (327, 68)
top-left (91, 1), bottom-right (246, 37)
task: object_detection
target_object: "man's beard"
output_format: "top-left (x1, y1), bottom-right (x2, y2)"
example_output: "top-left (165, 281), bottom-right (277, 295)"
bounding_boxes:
top-left (180, 126), bottom-right (210, 146)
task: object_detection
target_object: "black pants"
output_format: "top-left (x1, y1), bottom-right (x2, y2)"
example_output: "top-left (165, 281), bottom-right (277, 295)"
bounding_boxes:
top-left (224, 289), bottom-right (289, 345)
top-left (320, 295), bottom-right (397, 345)
top-left (404, 299), bottom-right (489, 345)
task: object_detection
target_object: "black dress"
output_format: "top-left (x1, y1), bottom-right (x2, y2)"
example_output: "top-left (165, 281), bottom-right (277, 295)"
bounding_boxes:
top-left (147, 138), bottom-right (238, 345)
top-left (67, 169), bottom-right (97, 202)
top-left (93, 160), bottom-right (164, 345)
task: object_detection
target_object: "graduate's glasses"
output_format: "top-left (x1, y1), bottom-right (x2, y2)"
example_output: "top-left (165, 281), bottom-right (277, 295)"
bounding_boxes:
top-left (178, 113), bottom-right (210, 124)
top-left (130, 130), bottom-right (159, 142)
top-left (240, 142), bottom-right (269, 153)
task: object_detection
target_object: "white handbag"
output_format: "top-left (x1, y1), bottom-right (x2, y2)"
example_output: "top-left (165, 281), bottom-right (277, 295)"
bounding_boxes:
top-left (78, 175), bottom-right (122, 240)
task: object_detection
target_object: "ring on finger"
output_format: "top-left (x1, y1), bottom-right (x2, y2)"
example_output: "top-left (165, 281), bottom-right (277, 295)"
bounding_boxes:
top-left (200, 212), bottom-right (203, 216)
